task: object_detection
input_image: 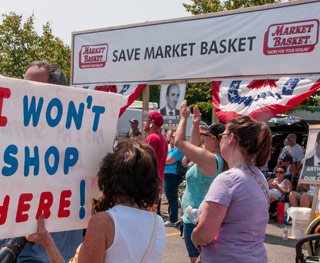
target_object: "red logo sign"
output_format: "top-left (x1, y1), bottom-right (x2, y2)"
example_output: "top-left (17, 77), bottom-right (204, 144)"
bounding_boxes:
top-left (79, 44), bottom-right (108, 69)
top-left (263, 20), bottom-right (319, 55)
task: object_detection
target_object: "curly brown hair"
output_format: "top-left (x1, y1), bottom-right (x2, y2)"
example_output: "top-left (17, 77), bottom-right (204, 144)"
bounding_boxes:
top-left (96, 138), bottom-right (161, 211)
top-left (227, 116), bottom-right (272, 168)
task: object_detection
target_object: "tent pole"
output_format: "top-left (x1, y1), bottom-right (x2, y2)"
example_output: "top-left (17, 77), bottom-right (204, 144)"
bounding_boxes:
top-left (142, 85), bottom-right (150, 140)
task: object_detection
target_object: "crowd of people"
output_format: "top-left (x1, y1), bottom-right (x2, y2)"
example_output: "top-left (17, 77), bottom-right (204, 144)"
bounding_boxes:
top-left (2, 61), bottom-right (317, 263)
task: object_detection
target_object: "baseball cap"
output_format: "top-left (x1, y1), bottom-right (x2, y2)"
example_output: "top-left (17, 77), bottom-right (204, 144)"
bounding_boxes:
top-left (208, 123), bottom-right (225, 139)
top-left (287, 134), bottom-right (297, 139)
top-left (144, 111), bottom-right (164, 127)
top-left (199, 122), bottom-right (209, 134)
top-left (281, 153), bottom-right (293, 162)
top-left (129, 118), bottom-right (139, 124)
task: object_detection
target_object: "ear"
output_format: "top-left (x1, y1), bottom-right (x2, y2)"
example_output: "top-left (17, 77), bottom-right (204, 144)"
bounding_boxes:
top-left (228, 133), bottom-right (236, 144)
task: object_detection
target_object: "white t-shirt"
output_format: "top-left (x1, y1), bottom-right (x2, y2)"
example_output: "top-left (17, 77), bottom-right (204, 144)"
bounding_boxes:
top-left (280, 144), bottom-right (304, 163)
top-left (104, 206), bottom-right (165, 263)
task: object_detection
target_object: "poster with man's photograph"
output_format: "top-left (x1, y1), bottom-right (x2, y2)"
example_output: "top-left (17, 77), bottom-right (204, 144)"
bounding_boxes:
top-left (300, 126), bottom-right (320, 182)
top-left (160, 83), bottom-right (186, 127)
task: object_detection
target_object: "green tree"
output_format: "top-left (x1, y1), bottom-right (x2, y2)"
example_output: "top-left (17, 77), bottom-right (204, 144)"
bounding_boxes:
top-left (183, 0), bottom-right (280, 14)
top-left (183, 0), bottom-right (319, 120)
top-left (0, 12), bottom-right (71, 83)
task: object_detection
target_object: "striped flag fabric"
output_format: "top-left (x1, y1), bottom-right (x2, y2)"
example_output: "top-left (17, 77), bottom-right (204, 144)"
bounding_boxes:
top-left (212, 77), bottom-right (320, 122)
top-left (76, 83), bottom-right (146, 117)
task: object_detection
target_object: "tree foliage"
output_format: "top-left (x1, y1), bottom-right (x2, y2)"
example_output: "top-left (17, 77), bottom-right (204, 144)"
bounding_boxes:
top-left (183, 0), bottom-right (280, 14)
top-left (0, 12), bottom-right (71, 83)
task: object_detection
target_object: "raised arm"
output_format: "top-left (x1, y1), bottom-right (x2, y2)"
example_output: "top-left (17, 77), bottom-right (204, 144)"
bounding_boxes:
top-left (175, 101), bottom-right (218, 176)
top-left (190, 105), bottom-right (202, 147)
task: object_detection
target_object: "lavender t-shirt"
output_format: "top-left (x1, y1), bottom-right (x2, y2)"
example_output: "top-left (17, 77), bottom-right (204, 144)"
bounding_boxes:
top-left (199, 165), bottom-right (269, 263)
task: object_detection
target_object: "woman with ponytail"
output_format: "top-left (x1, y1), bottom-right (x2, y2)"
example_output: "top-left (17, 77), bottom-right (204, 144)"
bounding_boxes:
top-left (191, 116), bottom-right (272, 263)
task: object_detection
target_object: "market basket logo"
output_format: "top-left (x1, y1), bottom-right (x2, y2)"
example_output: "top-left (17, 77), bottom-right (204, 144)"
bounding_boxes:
top-left (263, 20), bottom-right (319, 55)
top-left (79, 44), bottom-right (108, 69)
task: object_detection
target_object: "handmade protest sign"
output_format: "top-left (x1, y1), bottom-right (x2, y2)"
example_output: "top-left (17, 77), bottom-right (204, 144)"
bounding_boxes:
top-left (299, 125), bottom-right (320, 183)
top-left (0, 76), bottom-right (123, 238)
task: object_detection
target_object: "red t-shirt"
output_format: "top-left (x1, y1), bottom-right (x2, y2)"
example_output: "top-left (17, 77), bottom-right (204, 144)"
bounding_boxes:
top-left (145, 131), bottom-right (168, 183)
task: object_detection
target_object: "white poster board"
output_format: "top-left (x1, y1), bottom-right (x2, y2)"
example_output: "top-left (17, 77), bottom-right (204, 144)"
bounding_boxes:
top-left (300, 125), bottom-right (320, 183)
top-left (0, 76), bottom-right (123, 238)
top-left (72, 0), bottom-right (320, 85)
top-left (160, 84), bottom-right (186, 127)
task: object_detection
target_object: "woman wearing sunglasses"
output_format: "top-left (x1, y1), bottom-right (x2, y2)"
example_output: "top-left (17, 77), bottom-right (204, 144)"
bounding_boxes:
top-left (175, 101), bottom-right (226, 263)
top-left (191, 116), bottom-right (271, 263)
top-left (268, 165), bottom-right (292, 204)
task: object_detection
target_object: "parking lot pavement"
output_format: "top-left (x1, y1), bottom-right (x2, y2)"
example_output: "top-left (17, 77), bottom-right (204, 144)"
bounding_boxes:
top-left (161, 204), bottom-right (307, 263)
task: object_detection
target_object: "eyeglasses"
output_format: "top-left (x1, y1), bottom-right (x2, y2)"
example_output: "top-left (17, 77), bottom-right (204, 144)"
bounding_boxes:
top-left (218, 133), bottom-right (230, 140)
top-left (276, 171), bottom-right (285, 174)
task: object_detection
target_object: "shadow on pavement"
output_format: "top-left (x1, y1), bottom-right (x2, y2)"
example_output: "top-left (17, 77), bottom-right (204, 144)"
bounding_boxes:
top-left (265, 233), bottom-right (297, 248)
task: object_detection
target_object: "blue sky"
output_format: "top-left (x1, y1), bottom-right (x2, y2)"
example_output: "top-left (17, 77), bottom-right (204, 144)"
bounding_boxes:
top-left (0, 0), bottom-right (192, 46)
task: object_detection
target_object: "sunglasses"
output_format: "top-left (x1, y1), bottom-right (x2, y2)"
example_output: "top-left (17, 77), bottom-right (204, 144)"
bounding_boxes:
top-left (218, 133), bottom-right (230, 140)
top-left (276, 171), bottom-right (285, 174)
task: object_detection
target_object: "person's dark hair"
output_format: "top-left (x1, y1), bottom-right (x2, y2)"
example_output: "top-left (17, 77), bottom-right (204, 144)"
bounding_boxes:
top-left (276, 165), bottom-right (287, 174)
top-left (96, 138), bottom-right (161, 211)
top-left (166, 84), bottom-right (179, 97)
top-left (28, 61), bottom-right (67, 86)
top-left (227, 116), bottom-right (271, 168)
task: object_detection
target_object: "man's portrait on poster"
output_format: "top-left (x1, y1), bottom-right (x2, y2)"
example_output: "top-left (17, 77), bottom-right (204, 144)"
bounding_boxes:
top-left (305, 132), bottom-right (320, 167)
top-left (301, 130), bottom-right (320, 181)
top-left (160, 84), bottom-right (185, 127)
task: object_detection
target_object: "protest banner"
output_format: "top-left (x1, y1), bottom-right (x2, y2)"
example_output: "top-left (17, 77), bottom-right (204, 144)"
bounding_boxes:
top-left (212, 76), bottom-right (320, 122)
top-left (299, 125), bottom-right (320, 183)
top-left (72, 0), bottom-right (320, 85)
top-left (298, 125), bottom-right (320, 222)
top-left (0, 76), bottom-right (123, 238)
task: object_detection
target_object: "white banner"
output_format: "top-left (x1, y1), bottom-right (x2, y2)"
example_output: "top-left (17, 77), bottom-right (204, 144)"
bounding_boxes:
top-left (0, 76), bottom-right (123, 238)
top-left (72, 1), bottom-right (320, 84)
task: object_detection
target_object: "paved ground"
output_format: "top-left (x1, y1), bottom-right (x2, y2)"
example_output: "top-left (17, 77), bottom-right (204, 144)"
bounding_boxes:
top-left (160, 201), bottom-right (307, 263)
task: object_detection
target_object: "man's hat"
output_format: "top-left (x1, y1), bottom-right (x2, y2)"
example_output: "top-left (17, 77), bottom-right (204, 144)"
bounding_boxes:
top-left (144, 111), bottom-right (164, 127)
top-left (208, 123), bottom-right (225, 139)
top-left (287, 134), bottom-right (297, 139)
top-left (281, 153), bottom-right (293, 162)
top-left (129, 118), bottom-right (139, 124)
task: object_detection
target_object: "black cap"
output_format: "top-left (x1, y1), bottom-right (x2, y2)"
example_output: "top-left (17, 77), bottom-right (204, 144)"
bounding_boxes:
top-left (129, 118), bottom-right (139, 124)
top-left (208, 123), bottom-right (225, 139)
top-left (281, 153), bottom-right (293, 162)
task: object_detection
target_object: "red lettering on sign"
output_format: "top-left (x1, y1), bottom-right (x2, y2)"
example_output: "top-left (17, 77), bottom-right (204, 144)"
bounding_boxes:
top-left (0, 196), bottom-right (10, 225)
top-left (58, 190), bottom-right (72, 218)
top-left (16, 193), bottom-right (33, 223)
top-left (0, 87), bottom-right (11, 127)
top-left (36, 192), bottom-right (53, 219)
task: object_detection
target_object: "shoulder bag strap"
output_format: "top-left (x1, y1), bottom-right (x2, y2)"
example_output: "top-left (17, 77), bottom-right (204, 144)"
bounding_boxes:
top-left (141, 212), bottom-right (158, 263)
top-left (240, 166), bottom-right (270, 206)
